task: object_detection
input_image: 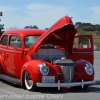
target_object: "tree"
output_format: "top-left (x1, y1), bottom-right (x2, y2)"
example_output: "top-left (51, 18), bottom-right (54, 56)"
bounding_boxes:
top-left (75, 22), bottom-right (83, 29)
top-left (0, 24), bottom-right (4, 36)
top-left (32, 25), bottom-right (38, 29)
top-left (24, 25), bottom-right (38, 29)
top-left (82, 26), bottom-right (95, 31)
top-left (45, 28), bottom-right (49, 30)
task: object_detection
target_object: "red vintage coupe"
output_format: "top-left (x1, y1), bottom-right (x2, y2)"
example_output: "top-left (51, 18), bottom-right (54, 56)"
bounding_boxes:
top-left (0, 16), bottom-right (95, 91)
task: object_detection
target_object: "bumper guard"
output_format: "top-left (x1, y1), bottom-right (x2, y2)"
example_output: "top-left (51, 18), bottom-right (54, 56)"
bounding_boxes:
top-left (36, 80), bottom-right (96, 90)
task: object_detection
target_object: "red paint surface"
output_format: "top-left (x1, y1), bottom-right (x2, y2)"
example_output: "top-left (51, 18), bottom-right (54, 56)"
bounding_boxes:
top-left (0, 16), bottom-right (94, 90)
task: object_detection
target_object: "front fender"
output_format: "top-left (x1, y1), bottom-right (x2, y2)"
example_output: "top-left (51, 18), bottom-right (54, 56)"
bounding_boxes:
top-left (20, 60), bottom-right (57, 86)
top-left (74, 59), bottom-right (94, 81)
top-left (21, 60), bottom-right (43, 86)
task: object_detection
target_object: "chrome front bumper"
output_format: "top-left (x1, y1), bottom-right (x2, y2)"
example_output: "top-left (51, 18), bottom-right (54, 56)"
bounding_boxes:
top-left (36, 80), bottom-right (96, 90)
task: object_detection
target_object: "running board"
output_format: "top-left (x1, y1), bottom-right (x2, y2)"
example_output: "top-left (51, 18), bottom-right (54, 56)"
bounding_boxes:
top-left (0, 74), bottom-right (20, 85)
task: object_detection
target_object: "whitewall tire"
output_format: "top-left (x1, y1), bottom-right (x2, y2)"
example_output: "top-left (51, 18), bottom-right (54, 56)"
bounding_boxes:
top-left (24, 71), bottom-right (37, 91)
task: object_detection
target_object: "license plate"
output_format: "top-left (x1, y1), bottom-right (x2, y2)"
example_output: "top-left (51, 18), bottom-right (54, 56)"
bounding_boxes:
top-left (42, 76), bottom-right (55, 83)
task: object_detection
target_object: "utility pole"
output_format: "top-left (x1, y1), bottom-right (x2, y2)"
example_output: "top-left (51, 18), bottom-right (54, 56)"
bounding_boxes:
top-left (0, 12), bottom-right (4, 36)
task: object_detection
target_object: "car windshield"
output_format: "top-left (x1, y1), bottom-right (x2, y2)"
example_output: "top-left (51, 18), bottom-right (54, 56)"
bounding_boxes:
top-left (24, 36), bottom-right (40, 47)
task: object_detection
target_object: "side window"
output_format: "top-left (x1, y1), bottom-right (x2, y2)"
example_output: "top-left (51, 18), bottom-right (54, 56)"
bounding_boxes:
top-left (1, 35), bottom-right (8, 46)
top-left (10, 36), bottom-right (22, 48)
top-left (73, 37), bottom-right (91, 48)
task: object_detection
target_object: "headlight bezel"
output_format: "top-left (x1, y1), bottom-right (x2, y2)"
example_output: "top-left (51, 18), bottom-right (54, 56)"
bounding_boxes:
top-left (39, 63), bottom-right (49, 76)
top-left (85, 62), bottom-right (94, 75)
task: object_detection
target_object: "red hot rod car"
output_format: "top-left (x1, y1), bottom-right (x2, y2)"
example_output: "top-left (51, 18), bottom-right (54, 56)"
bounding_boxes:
top-left (0, 16), bottom-right (95, 91)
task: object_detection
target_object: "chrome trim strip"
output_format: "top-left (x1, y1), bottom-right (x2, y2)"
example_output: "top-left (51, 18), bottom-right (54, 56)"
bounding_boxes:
top-left (0, 49), bottom-right (22, 54)
top-left (36, 80), bottom-right (96, 90)
top-left (70, 67), bottom-right (71, 82)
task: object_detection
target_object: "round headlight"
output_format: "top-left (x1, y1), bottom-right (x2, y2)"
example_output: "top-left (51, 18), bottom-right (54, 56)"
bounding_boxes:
top-left (85, 62), bottom-right (93, 75)
top-left (39, 63), bottom-right (49, 75)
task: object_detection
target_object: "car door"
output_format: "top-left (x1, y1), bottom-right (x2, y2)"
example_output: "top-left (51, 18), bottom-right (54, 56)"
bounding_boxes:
top-left (0, 35), bottom-right (9, 74)
top-left (7, 35), bottom-right (24, 78)
top-left (68, 35), bottom-right (94, 65)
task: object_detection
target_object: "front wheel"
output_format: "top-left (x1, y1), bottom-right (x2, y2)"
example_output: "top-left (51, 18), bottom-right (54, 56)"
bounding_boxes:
top-left (83, 85), bottom-right (89, 89)
top-left (24, 71), bottom-right (37, 91)
top-left (78, 85), bottom-right (89, 89)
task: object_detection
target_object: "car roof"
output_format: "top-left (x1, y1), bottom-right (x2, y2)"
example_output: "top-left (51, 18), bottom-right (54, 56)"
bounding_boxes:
top-left (3, 29), bottom-right (46, 37)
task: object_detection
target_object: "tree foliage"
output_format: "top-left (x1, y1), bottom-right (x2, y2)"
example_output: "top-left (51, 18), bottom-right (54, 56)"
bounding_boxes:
top-left (0, 24), bottom-right (4, 36)
top-left (75, 22), bottom-right (100, 45)
top-left (75, 22), bottom-right (100, 34)
top-left (24, 25), bottom-right (38, 29)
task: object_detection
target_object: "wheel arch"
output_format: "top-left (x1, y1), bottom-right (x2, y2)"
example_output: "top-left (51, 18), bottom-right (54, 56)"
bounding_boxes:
top-left (20, 60), bottom-right (43, 86)
top-left (21, 70), bottom-right (26, 87)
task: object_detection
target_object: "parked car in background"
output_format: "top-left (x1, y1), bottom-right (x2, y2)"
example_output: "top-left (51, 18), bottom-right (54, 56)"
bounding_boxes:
top-left (0, 16), bottom-right (95, 91)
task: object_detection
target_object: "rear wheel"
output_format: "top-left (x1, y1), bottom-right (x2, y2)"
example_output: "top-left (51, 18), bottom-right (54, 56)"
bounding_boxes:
top-left (24, 71), bottom-right (37, 91)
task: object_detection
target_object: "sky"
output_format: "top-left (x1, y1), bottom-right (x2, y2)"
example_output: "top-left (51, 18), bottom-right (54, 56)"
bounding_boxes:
top-left (0, 0), bottom-right (100, 30)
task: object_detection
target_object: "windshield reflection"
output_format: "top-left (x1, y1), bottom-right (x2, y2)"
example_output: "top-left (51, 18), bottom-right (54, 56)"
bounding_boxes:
top-left (25, 36), bottom-right (40, 47)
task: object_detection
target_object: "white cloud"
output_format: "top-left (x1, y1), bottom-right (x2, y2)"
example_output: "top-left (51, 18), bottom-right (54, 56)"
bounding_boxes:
top-left (0, 5), bottom-right (21, 30)
top-left (25, 3), bottom-right (73, 28)
top-left (0, 6), bottom-right (18, 13)
top-left (0, 3), bottom-right (74, 30)
top-left (90, 6), bottom-right (100, 22)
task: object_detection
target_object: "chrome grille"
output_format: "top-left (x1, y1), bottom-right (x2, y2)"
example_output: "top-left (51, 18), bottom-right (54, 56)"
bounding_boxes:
top-left (61, 66), bottom-right (74, 82)
top-left (54, 59), bottom-right (74, 82)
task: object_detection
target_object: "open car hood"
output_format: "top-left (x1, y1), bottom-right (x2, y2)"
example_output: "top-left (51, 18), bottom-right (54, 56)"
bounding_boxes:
top-left (28, 16), bottom-right (77, 55)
